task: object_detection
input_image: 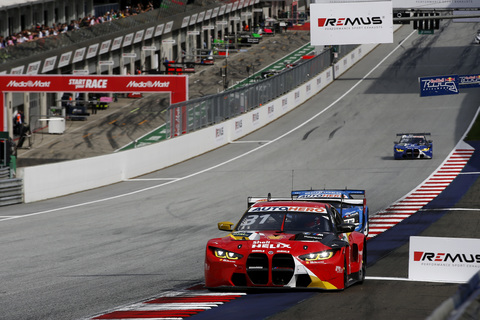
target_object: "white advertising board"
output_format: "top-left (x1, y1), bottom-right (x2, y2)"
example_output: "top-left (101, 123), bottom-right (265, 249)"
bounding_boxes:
top-left (310, 2), bottom-right (393, 46)
top-left (409, 236), bottom-right (480, 283)
top-left (315, 0), bottom-right (480, 8)
top-left (393, 0), bottom-right (480, 9)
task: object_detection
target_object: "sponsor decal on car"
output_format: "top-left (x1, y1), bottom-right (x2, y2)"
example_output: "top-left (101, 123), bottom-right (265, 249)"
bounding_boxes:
top-left (252, 241), bottom-right (291, 249)
top-left (249, 206), bottom-right (327, 213)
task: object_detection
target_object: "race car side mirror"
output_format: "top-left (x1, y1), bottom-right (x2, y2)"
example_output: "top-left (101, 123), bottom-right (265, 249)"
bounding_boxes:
top-left (218, 221), bottom-right (234, 231)
top-left (337, 223), bottom-right (356, 233)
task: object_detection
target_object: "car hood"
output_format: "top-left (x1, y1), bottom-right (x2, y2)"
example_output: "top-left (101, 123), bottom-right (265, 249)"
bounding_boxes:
top-left (213, 230), bottom-right (348, 249)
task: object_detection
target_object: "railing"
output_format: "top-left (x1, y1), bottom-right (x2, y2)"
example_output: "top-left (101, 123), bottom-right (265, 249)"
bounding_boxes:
top-left (166, 44), bottom-right (357, 137)
top-left (0, 167), bottom-right (23, 206)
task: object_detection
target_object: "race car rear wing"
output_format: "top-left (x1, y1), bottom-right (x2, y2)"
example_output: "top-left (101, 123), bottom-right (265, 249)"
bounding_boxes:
top-left (291, 190), bottom-right (365, 210)
top-left (247, 189), bottom-right (366, 207)
top-left (291, 189), bottom-right (365, 200)
top-left (395, 133), bottom-right (432, 143)
top-left (396, 133), bottom-right (431, 136)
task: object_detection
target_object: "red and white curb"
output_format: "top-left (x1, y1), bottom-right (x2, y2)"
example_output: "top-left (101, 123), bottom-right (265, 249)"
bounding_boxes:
top-left (367, 141), bottom-right (474, 240)
top-left (88, 285), bottom-right (245, 319)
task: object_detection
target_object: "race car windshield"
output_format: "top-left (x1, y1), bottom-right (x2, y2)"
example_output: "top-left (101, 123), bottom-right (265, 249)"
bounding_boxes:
top-left (236, 212), bottom-right (332, 233)
top-left (400, 137), bottom-right (426, 144)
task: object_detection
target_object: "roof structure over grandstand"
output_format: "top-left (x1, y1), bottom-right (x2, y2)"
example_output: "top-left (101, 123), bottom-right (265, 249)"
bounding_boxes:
top-left (0, 0), bottom-right (55, 10)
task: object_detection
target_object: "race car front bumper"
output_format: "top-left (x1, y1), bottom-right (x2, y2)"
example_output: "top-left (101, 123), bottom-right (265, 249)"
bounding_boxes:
top-left (205, 249), bottom-right (346, 290)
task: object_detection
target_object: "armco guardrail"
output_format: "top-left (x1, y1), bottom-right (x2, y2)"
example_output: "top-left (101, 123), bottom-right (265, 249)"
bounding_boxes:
top-left (0, 166), bottom-right (10, 179)
top-left (17, 43), bottom-right (378, 203)
top-left (427, 270), bottom-right (480, 320)
top-left (0, 177), bottom-right (23, 206)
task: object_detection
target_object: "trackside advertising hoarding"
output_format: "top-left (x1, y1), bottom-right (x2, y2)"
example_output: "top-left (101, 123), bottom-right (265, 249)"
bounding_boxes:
top-left (0, 75), bottom-right (188, 132)
top-left (419, 75), bottom-right (459, 97)
top-left (459, 74), bottom-right (480, 88)
top-left (310, 1), bottom-right (393, 46)
top-left (409, 236), bottom-right (480, 283)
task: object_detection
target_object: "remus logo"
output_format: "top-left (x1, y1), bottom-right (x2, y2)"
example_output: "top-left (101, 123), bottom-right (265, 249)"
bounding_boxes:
top-left (414, 251), bottom-right (480, 263)
top-left (318, 17), bottom-right (383, 27)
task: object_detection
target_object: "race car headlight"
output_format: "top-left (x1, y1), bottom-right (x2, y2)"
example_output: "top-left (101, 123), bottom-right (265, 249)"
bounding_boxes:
top-left (211, 247), bottom-right (243, 260)
top-left (299, 249), bottom-right (335, 261)
top-left (421, 147), bottom-right (430, 151)
top-left (395, 148), bottom-right (404, 152)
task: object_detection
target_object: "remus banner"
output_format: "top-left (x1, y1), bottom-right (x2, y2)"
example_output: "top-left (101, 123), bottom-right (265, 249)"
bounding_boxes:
top-left (310, 1), bottom-right (393, 46)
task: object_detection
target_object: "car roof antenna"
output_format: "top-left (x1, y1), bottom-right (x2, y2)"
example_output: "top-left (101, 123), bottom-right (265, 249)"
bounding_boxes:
top-left (291, 170), bottom-right (294, 194)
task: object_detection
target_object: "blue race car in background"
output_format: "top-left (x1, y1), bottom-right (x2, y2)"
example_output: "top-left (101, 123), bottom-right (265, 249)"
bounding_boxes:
top-left (289, 189), bottom-right (369, 236)
top-left (394, 133), bottom-right (433, 160)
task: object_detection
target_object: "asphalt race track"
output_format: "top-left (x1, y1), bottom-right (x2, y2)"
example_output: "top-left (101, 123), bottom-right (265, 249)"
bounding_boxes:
top-left (1, 21), bottom-right (480, 320)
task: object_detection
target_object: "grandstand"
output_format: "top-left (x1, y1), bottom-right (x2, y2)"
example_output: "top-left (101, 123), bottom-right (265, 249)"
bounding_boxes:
top-left (0, 0), bottom-right (275, 141)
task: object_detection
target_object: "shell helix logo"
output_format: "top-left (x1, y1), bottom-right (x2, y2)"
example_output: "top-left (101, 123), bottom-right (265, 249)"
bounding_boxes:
top-left (252, 241), bottom-right (291, 249)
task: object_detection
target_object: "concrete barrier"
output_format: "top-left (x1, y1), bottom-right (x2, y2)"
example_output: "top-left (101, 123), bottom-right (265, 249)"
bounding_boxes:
top-left (18, 43), bottom-right (378, 203)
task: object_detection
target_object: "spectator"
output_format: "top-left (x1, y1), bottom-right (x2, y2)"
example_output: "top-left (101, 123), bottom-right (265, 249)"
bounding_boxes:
top-left (0, 1), bottom-right (157, 51)
top-left (13, 110), bottom-right (24, 136)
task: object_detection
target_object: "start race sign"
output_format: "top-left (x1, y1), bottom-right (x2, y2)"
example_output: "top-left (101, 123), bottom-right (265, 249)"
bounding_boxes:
top-left (0, 75), bottom-right (188, 132)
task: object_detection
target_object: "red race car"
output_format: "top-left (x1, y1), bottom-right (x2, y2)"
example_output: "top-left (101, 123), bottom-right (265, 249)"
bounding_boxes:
top-left (205, 194), bottom-right (366, 290)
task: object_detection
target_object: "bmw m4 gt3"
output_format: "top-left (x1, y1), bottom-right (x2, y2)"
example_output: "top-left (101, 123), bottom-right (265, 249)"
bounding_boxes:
top-left (205, 195), bottom-right (366, 290)
top-left (394, 133), bottom-right (433, 160)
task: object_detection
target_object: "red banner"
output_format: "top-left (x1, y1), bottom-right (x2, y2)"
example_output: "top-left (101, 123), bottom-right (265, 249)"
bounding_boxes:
top-left (1, 75), bottom-right (188, 132)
